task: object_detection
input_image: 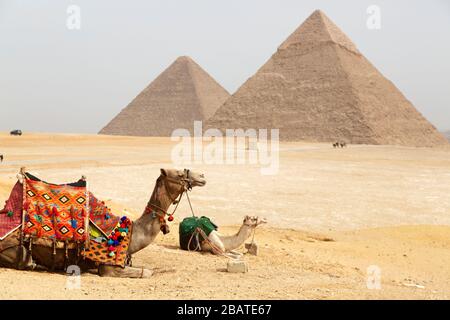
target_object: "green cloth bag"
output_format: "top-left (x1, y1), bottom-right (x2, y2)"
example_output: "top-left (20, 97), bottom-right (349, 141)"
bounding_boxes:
top-left (179, 216), bottom-right (217, 251)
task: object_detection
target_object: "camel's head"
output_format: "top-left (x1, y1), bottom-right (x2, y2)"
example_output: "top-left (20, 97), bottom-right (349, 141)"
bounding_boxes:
top-left (243, 215), bottom-right (267, 228)
top-left (156, 169), bottom-right (206, 235)
top-left (160, 168), bottom-right (206, 190)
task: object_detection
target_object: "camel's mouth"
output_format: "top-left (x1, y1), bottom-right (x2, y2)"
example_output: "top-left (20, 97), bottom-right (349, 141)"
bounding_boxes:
top-left (258, 218), bottom-right (268, 225)
top-left (192, 179), bottom-right (206, 187)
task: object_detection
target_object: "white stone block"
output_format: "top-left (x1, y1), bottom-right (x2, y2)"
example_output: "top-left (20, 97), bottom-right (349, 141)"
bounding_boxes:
top-left (227, 259), bottom-right (248, 273)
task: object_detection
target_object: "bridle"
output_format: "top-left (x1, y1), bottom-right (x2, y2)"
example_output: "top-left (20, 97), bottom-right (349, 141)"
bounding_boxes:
top-left (144, 169), bottom-right (195, 231)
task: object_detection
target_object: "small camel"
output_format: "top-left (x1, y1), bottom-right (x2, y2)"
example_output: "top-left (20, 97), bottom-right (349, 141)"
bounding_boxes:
top-left (201, 216), bottom-right (267, 257)
top-left (0, 168), bottom-right (206, 278)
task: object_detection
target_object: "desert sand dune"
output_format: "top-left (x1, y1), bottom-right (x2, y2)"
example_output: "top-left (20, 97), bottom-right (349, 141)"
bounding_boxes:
top-left (0, 133), bottom-right (449, 299)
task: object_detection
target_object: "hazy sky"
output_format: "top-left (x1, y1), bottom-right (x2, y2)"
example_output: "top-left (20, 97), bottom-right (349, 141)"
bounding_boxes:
top-left (0, 0), bottom-right (449, 133)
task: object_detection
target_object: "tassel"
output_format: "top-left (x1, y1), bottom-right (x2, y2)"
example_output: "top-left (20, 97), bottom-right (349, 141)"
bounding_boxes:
top-left (35, 204), bottom-right (43, 238)
top-left (50, 239), bottom-right (57, 272)
top-left (28, 238), bottom-right (33, 256)
top-left (52, 239), bottom-right (57, 255)
top-left (65, 240), bottom-right (69, 259)
top-left (64, 240), bottom-right (69, 270)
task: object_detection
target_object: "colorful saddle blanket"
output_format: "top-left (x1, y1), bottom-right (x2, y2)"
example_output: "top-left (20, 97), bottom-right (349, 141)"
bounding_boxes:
top-left (0, 181), bottom-right (23, 240)
top-left (23, 173), bottom-right (89, 241)
top-left (89, 193), bottom-right (120, 237)
top-left (0, 172), bottom-right (132, 267)
top-left (20, 172), bottom-right (121, 240)
top-left (82, 217), bottom-right (132, 268)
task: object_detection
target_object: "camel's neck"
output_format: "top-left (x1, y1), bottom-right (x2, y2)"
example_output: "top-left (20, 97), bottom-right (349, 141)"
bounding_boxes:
top-left (128, 178), bottom-right (180, 254)
top-left (219, 225), bottom-right (254, 251)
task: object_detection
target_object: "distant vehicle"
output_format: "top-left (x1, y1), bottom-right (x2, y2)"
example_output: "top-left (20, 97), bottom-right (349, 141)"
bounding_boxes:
top-left (10, 130), bottom-right (22, 136)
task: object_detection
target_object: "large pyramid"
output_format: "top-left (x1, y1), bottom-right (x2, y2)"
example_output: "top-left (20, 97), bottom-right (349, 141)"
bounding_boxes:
top-left (100, 56), bottom-right (230, 136)
top-left (444, 131), bottom-right (450, 142)
top-left (207, 10), bottom-right (448, 146)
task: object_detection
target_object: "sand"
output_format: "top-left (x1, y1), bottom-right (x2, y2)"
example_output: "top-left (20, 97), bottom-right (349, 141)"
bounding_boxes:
top-left (0, 133), bottom-right (449, 299)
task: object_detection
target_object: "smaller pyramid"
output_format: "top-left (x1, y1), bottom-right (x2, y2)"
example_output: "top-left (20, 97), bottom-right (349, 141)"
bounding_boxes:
top-left (100, 56), bottom-right (230, 136)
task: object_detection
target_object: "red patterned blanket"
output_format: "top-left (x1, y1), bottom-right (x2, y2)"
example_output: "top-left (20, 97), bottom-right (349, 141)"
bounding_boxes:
top-left (0, 182), bottom-right (23, 240)
top-left (23, 174), bottom-right (89, 241)
top-left (1, 172), bottom-right (123, 242)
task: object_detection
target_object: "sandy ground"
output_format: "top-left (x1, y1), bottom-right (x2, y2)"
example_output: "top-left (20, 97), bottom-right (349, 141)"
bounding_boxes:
top-left (0, 133), bottom-right (449, 299)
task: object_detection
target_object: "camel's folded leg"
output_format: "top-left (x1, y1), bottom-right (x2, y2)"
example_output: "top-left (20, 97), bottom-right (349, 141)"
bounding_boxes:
top-left (0, 230), bottom-right (36, 270)
top-left (0, 245), bottom-right (36, 270)
top-left (98, 264), bottom-right (153, 278)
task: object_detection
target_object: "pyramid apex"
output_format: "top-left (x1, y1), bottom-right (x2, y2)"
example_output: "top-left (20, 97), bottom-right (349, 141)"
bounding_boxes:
top-left (175, 55), bottom-right (194, 63)
top-left (279, 9), bottom-right (360, 54)
top-left (311, 9), bottom-right (326, 16)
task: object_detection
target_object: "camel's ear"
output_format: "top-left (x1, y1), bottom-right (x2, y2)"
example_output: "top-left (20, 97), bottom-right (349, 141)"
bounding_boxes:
top-left (160, 168), bottom-right (167, 176)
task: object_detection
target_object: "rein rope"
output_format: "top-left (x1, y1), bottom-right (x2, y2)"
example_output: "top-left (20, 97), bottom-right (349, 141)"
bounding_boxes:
top-left (185, 189), bottom-right (196, 217)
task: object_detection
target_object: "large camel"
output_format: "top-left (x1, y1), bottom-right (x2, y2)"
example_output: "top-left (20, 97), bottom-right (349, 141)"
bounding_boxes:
top-left (0, 168), bottom-right (206, 278)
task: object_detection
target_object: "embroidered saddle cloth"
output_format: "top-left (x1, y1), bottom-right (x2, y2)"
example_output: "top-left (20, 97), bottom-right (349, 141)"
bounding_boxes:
top-left (23, 172), bottom-right (89, 241)
top-left (0, 172), bottom-right (131, 267)
top-left (82, 222), bottom-right (132, 268)
top-left (0, 181), bottom-right (23, 240)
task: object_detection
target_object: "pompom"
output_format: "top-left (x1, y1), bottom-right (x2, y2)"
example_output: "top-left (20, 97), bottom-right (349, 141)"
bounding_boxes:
top-left (168, 215), bottom-right (174, 222)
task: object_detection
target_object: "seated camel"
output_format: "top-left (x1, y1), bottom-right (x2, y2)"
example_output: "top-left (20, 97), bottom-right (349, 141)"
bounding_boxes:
top-left (200, 216), bottom-right (267, 258)
top-left (0, 168), bottom-right (206, 278)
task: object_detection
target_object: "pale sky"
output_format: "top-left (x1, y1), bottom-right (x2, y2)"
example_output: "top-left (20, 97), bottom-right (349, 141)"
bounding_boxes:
top-left (0, 0), bottom-right (449, 133)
